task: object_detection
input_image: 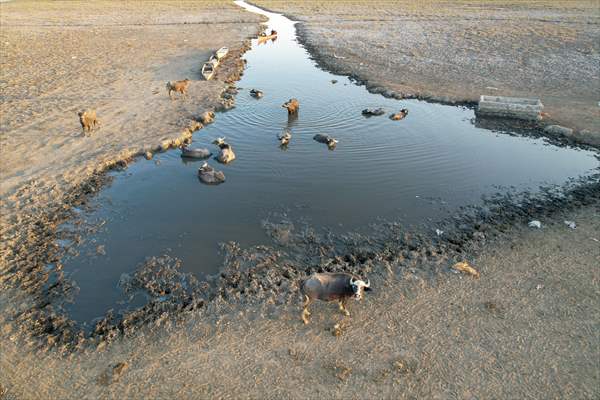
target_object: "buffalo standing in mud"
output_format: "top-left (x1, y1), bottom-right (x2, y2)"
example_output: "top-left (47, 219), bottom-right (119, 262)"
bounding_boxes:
top-left (300, 272), bottom-right (371, 324)
top-left (166, 79), bottom-right (191, 100)
top-left (78, 109), bottom-right (99, 136)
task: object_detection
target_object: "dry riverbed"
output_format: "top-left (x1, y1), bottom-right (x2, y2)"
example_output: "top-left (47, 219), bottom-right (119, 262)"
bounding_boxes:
top-left (254, 0), bottom-right (600, 145)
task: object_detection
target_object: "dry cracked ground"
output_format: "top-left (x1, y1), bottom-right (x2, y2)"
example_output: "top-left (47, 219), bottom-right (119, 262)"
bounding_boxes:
top-left (1, 1), bottom-right (599, 399)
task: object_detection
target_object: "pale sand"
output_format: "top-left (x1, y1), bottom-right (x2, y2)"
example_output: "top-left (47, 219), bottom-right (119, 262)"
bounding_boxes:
top-left (1, 2), bottom-right (599, 398)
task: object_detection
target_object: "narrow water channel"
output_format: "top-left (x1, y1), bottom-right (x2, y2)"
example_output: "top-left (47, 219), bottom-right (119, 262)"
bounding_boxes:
top-left (60, 1), bottom-right (599, 324)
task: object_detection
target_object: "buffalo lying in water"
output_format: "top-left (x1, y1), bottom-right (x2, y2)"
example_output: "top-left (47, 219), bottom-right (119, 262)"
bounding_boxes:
top-left (313, 133), bottom-right (338, 149)
top-left (390, 109), bottom-right (409, 120)
top-left (198, 162), bottom-right (225, 185)
top-left (213, 137), bottom-right (236, 164)
top-left (181, 146), bottom-right (212, 159)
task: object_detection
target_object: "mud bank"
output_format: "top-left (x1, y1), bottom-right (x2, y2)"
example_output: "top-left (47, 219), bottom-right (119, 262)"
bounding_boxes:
top-left (253, 0), bottom-right (600, 147)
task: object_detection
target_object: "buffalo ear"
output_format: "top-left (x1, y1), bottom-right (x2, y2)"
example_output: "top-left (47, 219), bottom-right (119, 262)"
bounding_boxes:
top-left (364, 286), bottom-right (372, 292)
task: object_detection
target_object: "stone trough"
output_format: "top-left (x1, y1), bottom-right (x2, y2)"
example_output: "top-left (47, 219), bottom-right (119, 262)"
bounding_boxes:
top-left (477, 95), bottom-right (543, 121)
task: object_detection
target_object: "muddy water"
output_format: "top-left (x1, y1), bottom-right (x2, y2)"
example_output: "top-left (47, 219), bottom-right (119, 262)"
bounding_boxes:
top-left (60, 1), bottom-right (598, 323)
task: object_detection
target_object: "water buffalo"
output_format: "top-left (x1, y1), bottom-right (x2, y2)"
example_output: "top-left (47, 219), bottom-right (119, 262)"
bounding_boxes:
top-left (166, 79), bottom-right (190, 100)
top-left (313, 133), bottom-right (338, 149)
top-left (362, 107), bottom-right (385, 117)
top-left (198, 162), bottom-right (225, 185)
top-left (78, 109), bottom-right (99, 135)
top-left (390, 109), bottom-right (409, 120)
top-left (278, 129), bottom-right (292, 146)
top-left (300, 272), bottom-right (371, 324)
top-left (282, 98), bottom-right (299, 114)
top-left (213, 137), bottom-right (236, 164)
top-left (181, 146), bottom-right (212, 159)
top-left (250, 89), bottom-right (264, 99)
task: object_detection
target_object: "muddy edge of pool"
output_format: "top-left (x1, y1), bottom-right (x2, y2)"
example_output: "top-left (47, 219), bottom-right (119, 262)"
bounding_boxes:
top-left (2, 171), bottom-right (599, 353)
top-left (252, 1), bottom-right (600, 148)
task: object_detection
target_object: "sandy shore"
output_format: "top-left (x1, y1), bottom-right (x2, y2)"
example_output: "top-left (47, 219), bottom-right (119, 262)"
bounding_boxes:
top-left (1, 203), bottom-right (598, 399)
top-left (254, 0), bottom-right (600, 145)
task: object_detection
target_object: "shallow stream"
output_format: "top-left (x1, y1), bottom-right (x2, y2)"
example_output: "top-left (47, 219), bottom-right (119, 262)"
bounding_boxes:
top-left (60, 1), bottom-right (599, 324)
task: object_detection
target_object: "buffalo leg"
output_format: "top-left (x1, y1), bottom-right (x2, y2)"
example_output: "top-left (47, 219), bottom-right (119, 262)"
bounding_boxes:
top-left (338, 299), bottom-right (350, 316)
top-left (302, 295), bottom-right (311, 324)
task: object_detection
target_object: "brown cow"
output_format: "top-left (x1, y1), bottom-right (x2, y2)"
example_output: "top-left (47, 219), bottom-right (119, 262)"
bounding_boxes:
top-left (78, 109), bottom-right (99, 135)
top-left (282, 98), bottom-right (299, 114)
top-left (390, 109), bottom-right (409, 120)
top-left (166, 79), bottom-right (191, 100)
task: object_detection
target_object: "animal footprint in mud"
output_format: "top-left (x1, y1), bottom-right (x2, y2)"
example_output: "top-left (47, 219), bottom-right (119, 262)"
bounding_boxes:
top-left (97, 362), bottom-right (129, 385)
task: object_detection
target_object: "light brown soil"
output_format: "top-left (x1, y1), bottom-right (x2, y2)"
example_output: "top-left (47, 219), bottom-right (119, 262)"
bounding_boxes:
top-left (1, 205), bottom-right (598, 399)
top-left (254, 0), bottom-right (600, 144)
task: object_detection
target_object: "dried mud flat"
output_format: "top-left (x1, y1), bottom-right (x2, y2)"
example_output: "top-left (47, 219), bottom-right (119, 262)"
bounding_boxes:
top-left (255, 0), bottom-right (600, 145)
